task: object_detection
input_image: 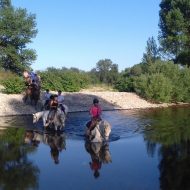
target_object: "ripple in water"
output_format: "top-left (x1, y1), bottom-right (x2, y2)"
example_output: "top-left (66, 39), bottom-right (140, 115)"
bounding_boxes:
top-left (0, 111), bottom-right (151, 142)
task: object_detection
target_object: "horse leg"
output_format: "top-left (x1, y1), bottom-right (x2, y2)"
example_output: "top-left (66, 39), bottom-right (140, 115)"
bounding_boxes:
top-left (23, 94), bottom-right (28, 103)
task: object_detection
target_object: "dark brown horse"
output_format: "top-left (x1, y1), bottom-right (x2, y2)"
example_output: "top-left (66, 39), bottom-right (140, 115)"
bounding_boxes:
top-left (23, 84), bottom-right (40, 106)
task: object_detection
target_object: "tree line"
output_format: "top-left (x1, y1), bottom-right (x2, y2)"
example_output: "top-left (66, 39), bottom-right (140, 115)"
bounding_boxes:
top-left (1, 0), bottom-right (190, 103)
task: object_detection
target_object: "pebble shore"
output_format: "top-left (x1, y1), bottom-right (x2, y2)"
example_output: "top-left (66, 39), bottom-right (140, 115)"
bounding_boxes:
top-left (0, 90), bottom-right (173, 116)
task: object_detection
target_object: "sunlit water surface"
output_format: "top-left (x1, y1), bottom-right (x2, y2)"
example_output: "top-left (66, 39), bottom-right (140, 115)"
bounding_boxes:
top-left (0, 106), bottom-right (190, 190)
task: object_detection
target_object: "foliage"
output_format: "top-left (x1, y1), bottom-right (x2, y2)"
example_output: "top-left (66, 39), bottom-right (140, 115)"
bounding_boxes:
top-left (0, 69), bottom-right (15, 81)
top-left (0, 0), bottom-right (37, 74)
top-left (2, 75), bottom-right (25, 94)
top-left (39, 67), bottom-right (91, 92)
top-left (142, 36), bottom-right (160, 65)
top-left (115, 60), bottom-right (190, 103)
top-left (90, 59), bottom-right (119, 85)
top-left (133, 73), bottom-right (173, 102)
top-left (0, 127), bottom-right (39, 190)
top-left (114, 75), bottom-right (134, 92)
top-left (159, 0), bottom-right (190, 66)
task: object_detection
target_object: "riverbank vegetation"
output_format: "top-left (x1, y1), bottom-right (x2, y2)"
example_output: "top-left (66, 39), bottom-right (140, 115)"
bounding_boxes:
top-left (0, 0), bottom-right (190, 103)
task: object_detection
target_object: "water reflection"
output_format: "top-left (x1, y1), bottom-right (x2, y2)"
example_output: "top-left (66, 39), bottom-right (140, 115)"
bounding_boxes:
top-left (24, 130), bottom-right (43, 147)
top-left (0, 127), bottom-right (39, 190)
top-left (25, 130), bottom-right (66, 164)
top-left (1, 107), bottom-right (190, 189)
top-left (85, 141), bottom-right (112, 178)
top-left (44, 132), bottom-right (66, 164)
top-left (142, 107), bottom-right (190, 190)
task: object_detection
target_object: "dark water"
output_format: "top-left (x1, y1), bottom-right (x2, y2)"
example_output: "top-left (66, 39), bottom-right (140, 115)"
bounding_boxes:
top-left (0, 106), bottom-right (190, 190)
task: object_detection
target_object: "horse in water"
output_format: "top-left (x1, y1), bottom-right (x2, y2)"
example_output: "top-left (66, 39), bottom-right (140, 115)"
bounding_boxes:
top-left (33, 105), bottom-right (68, 131)
top-left (85, 119), bottom-right (111, 143)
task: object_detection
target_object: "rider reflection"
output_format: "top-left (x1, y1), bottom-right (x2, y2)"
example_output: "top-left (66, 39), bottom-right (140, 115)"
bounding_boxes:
top-left (85, 141), bottom-right (112, 179)
top-left (44, 132), bottom-right (66, 164)
top-left (24, 130), bottom-right (66, 164)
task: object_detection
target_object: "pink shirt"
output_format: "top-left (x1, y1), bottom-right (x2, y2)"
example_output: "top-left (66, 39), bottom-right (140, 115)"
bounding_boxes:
top-left (90, 105), bottom-right (102, 118)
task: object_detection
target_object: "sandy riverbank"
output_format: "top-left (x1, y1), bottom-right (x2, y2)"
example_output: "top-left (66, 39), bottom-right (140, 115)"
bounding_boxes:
top-left (0, 89), bottom-right (178, 116)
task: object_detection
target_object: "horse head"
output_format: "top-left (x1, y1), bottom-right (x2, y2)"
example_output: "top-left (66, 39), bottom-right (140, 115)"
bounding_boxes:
top-left (89, 120), bottom-right (111, 143)
top-left (33, 113), bottom-right (38, 123)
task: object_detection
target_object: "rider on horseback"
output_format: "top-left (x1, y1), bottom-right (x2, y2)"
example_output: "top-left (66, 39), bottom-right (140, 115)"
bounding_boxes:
top-left (46, 95), bottom-right (59, 127)
top-left (43, 89), bottom-right (51, 110)
top-left (57, 90), bottom-right (65, 113)
top-left (86, 98), bottom-right (102, 136)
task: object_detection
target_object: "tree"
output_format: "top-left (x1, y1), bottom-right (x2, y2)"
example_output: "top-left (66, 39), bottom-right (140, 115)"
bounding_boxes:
top-left (0, 0), bottom-right (37, 74)
top-left (94, 59), bottom-right (119, 85)
top-left (159, 0), bottom-right (190, 66)
top-left (142, 36), bottom-right (160, 65)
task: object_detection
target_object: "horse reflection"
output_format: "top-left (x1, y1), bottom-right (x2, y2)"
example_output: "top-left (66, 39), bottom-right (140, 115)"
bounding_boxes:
top-left (24, 130), bottom-right (66, 164)
top-left (24, 130), bottom-right (43, 147)
top-left (85, 141), bottom-right (112, 178)
top-left (44, 132), bottom-right (66, 164)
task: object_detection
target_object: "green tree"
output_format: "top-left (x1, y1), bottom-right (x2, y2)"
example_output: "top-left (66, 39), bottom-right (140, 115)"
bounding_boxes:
top-left (93, 59), bottom-right (119, 85)
top-left (0, 0), bottom-right (37, 74)
top-left (142, 36), bottom-right (160, 65)
top-left (159, 0), bottom-right (190, 66)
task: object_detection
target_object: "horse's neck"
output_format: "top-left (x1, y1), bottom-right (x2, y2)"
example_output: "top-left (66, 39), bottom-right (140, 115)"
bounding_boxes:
top-left (91, 127), bottom-right (102, 143)
top-left (36, 111), bottom-right (46, 121)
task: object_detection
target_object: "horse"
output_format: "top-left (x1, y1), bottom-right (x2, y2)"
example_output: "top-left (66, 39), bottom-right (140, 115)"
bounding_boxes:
top-left (85, 119), bottom-right (111, 143)
top-left (23, 85), bottom-right (40, 106)
top-left (33, 105), bottom-right (68, 131)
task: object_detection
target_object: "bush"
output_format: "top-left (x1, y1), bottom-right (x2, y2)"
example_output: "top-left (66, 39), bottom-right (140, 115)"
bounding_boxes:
top-left (2, 76), bottom-right (25, 94)
top-left (115, 60), bottom-right (190, 103)
top-left (39, 68), bottom-right (91, 92)
top-left (114, 76), bottom-right (134, 92)
top-left (134, 73), bottom-right (173, 102)
top-left (0, 70), bottom-right (16, 82)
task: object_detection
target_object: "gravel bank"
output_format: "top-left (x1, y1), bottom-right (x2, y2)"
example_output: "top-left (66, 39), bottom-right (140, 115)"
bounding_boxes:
top-left (0, 90), bottom-right (173, 116)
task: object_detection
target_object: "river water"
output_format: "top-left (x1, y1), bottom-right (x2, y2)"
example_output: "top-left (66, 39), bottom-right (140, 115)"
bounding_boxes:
top-left (0, 106), bottom-right (190, 190)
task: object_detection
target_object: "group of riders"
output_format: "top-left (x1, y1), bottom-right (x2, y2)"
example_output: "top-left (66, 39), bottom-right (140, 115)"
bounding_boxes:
top-left (23, 70), bottom-right (106, 137)
top-left (23, 70), bottom-right (111, 177)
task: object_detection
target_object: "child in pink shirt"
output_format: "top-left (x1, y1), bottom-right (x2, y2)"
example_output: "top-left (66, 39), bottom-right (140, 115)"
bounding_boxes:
top-left (90, 98), bottom-right (102, 119)
top-left (86, 98), bottom-right (102, 135)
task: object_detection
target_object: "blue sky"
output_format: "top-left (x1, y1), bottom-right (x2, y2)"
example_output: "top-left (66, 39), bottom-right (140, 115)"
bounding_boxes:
top-left (12, 0), bottom-right (160, 71)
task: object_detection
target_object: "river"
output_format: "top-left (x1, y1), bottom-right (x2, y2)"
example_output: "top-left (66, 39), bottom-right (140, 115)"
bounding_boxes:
top-left (0, 106), bottom-right (190, 190)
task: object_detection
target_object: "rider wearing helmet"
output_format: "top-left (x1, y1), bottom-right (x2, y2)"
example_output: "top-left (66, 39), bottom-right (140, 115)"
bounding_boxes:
top-left (90, 98), bottom-right (102, 119)
top-left (86, 98), bottom-right (102, 135)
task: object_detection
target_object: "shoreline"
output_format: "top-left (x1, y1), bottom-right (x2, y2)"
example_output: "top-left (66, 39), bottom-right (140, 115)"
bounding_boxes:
top-left (0, 91), bottom-right (189, 116)
top-left (1, 104), bottom-right (189, 117)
